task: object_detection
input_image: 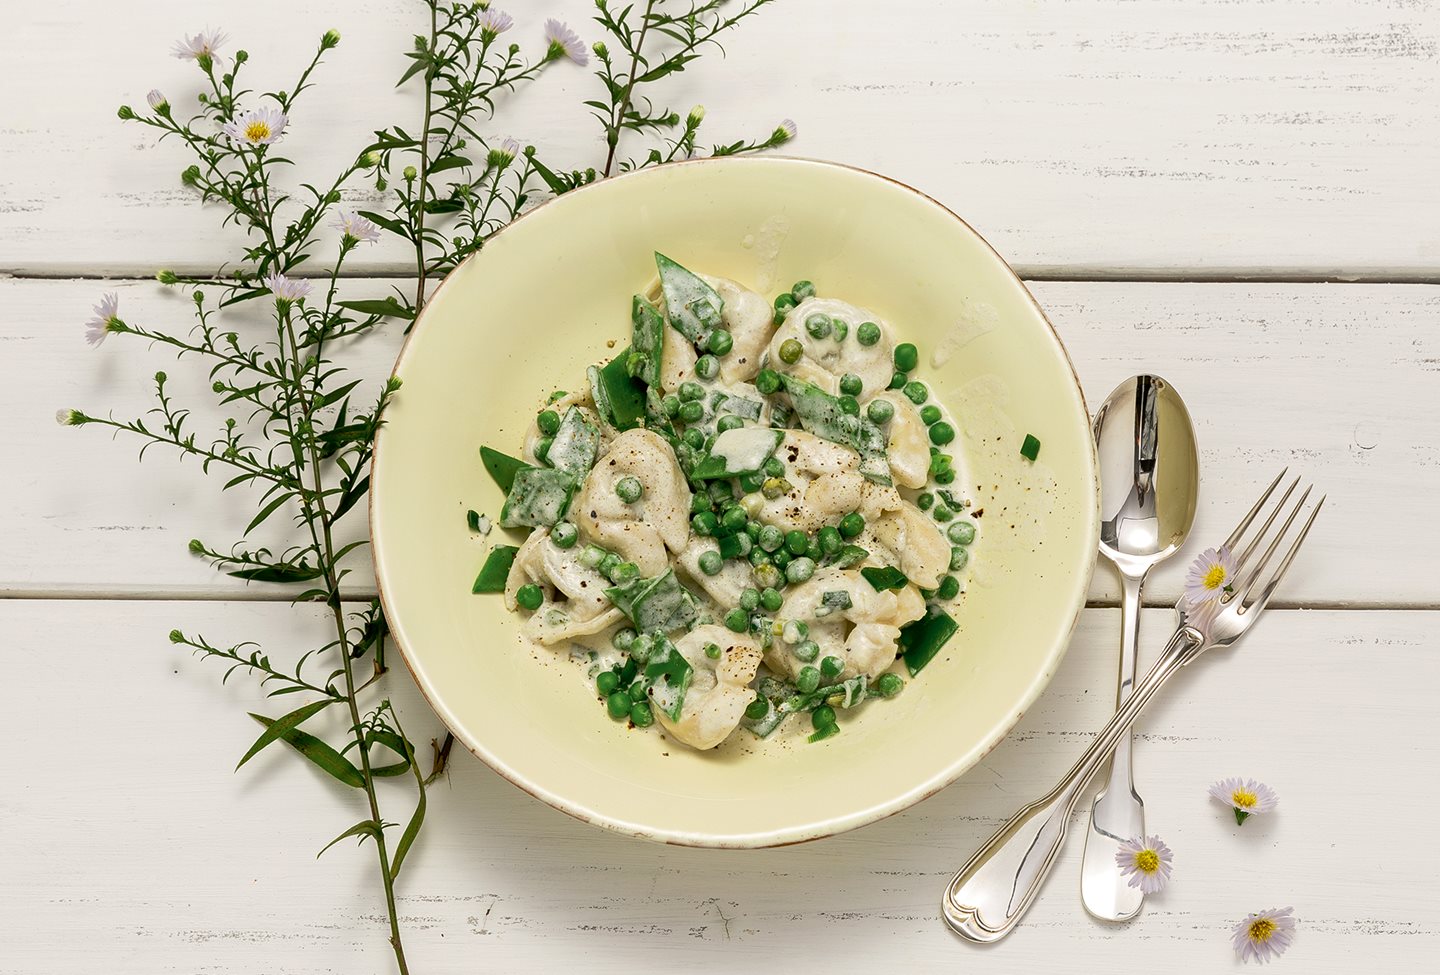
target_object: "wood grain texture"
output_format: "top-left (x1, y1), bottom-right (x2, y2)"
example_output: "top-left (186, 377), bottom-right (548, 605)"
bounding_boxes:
top-left (4, 277), bottom-right (1434, 604)
top-left (2, 599), bottom-right (1434, 972)
top-left (1, 0), bottom-right (1437, 276)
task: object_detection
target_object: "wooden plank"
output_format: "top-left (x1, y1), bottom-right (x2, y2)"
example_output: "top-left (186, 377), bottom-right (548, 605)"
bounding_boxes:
top-left (1, 600), bottom-right (1433, 971)
top-left (3, 277), bottom-right (1433, 604)
top-left (1, 0), bottom-right (1436, 275)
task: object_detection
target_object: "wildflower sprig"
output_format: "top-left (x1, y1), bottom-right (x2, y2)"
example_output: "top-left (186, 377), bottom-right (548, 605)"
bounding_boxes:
top-left (67, 4), bottom-right (784, 971)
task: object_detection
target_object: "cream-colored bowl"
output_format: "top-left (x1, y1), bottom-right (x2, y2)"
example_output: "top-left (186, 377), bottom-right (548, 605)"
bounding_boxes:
top-left (371, 157), bottom-right (1097, 847)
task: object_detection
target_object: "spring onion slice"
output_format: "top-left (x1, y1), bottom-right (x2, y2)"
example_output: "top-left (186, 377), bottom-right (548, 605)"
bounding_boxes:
top-left (861, 566), bottom-right (909, 592)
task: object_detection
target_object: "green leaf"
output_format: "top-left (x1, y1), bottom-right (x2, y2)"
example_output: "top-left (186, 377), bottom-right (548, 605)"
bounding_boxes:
top-left (317, 819), bottom-right (383, 858)
top-left (338, 298), bottom-right (414, 320)
top-left (240, 700), bottom-right (337, 769)
top-left (428, 154), bottom-right (473, 174)
top-left (227, 563), bottom-right (324, 583)
top-left (390, 753), bottom-right (426, 876)
top-left (357, 209), bottom-right (410, 237)
top-left (246, 714), bottom-right (366, 788)
top-left (246, 491), bottom-right (293, 534)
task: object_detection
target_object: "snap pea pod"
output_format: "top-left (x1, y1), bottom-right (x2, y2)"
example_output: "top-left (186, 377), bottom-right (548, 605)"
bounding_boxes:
top-left (471, 545), bottom-right (519, 593)
top-left (588, 352), bottom-right (647, 431)
top-left (742, 674), bottom-right (870, 738)
top-left (655, 252), bottom-right (723, 345)
top-left (499, 467), bottom-right (575, 529)
top-left (644, 638), bottom-right (694, 722)
top-left (779, 375), bottom-right (892, 485)
top-left (546, 405), bottom-right (600, 477)
top-left (479, 445), bottom-right (526, 493)
top-left (629, 295), bottom-right (665, 388)
top-left (687, 427), bottom-right (783, 480)
top-left (604, 568), bottom-right (700, 634)
top-left (861, 565), bottom-right (909, 592)
top-left (900, 603), bottom-right (959, 676)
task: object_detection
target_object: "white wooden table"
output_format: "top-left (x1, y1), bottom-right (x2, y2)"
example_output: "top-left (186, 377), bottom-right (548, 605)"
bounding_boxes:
top-left (3, 1), bottom-right (1437, 971)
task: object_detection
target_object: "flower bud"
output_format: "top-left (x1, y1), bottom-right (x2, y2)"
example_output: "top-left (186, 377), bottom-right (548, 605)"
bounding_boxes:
top-left (234, 50), bottom-right (249, 64)
top-left (387, 376), bottom-right (404, 392)
top-left (196, 52), bottom-right (213, 72)
top-left (212, 381), bottom-right (226, 393)
top-left (188, 539), bottom-right (204, 554)
top-left (403, 165), bottom-right (418, 180)
top-left (181, 165), bottom-right (201, 186)
top-left (156, 269), bottom-right (178, 285)
top-left (361, 149), bottom-right (382, 168)
top-left (155, 371), bottom-right (167, 383)
top-left (687, 105), bottom-right (705, 126)
top-left (169, 629), bottom-right (184, 643)
top-left (146, 89), bottom-right (169, 114)
top-left (117, 105), bottom-right (135, 120)
top-left (322, 29), bottom-right (341, 49)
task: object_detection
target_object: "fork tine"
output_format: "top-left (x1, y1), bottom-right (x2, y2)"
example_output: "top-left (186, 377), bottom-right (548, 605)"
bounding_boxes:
top-left (1233, 484), bottom-right (1313, 600)
top-left (1225, 468), bottom-right (1288, 551)
top-left (1240, 495), bottom-right (1325, 615)
top-left (1234, 474), bottom-right (1301, 571)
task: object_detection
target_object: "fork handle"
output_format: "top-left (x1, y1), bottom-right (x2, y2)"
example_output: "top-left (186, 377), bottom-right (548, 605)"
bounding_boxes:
top-left (942, 625), bottom-right (1205, 942)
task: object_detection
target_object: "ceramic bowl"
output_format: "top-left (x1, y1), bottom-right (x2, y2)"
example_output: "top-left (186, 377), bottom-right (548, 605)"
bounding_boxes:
top-left (371, 157), bottom-right (1098, 847)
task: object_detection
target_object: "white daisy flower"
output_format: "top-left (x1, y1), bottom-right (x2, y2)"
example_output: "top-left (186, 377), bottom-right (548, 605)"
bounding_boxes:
top-left (173, 29), bottom-right (228, 62)
top-left (264, 274), bottom-right (312, 303)
top-left (85, 292), bottom-right (121, 346)
top-left (544, 19), bottom-right (588, 65)
top-left (1232, 906), bottom-right (1296, 964)
top-left (1185, 545), bottom-right (1237, 609)
top-left (1209, 777), bottom-right (1279, 825)
top-left (487, 137), bottom-right (521, 168)
top-left (479, 7), bottom-right (514, 39)
top-left (222, 106), bottom-right (289, 147)
top-left (333, 210), bottom-right (381, 245)
top-left (146, 89), bottom-right (169, 114)
top-left (773, 118), bottom-right (798, 143)
top-left (1114, 834), bottom-right (1174, 894)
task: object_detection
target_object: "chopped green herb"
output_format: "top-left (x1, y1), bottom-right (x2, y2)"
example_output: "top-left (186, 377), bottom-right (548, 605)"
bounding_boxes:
top-left (1020, 433), bottom-right (1041, 461)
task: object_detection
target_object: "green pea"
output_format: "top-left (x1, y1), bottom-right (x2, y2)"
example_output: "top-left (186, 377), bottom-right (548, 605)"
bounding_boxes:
top-left (933, 505), bottom-right (954, 523)
top-left (630, 633), bottom-right (655, 662)
top-left (893, 343), bottom-right (918, 371)
top-left (596, 670), bottom-right (620, 696)
top-left (661, 393), bottom-right (682, 417)
top-left (936, 467), bottom-right (956, 485)
top-left (745, 519), bottom-right (763, 539)
top-left (839, 512), bottom-right (865, 538)
top-left (730, 533), bottom-right (754, 557)
top-left (717, 414), bottom-right (744, 434)
top-left (778, 338), bottom-right (804, 364)
top-left (609, 561), bottom-right (640, 584)
top-left (738, 470), bottom-right (765, 493)
top-left (917, 492), bottom-right (934, 511)
top-left (762, 456), bottom-right (785, 478)
top-left (753, 563), bottom-right (783, 590)
top-left (785, 530), bottom-right (809, 555)
top-left (534, 436), bottom-right (553, 462)
top-left (682, 427), bottom-right (705, 449)
top-left (920, 404), bottom-right (942, 425)
top-left (761, 587), bottom-right (784, 612)
top-left (839, 373), bottom-right (863, 397)
top-left (699, 550), bottom-right (724, 576)
top-left (704, 641), bottom-right (722, 660)
top-left (758, 525), bottom-right (784, 552)
top-left (694, 354), bottom-right (719, 379)
top-left (599, 553), bottom-right (621, 577)
top-left (791, 279), bottom-right (816, 301)
top-left (875, 672), bottom-right (903, 698)
top-left (804, 535), bottom-right (822, 560)
top-left (762, 477), bottom-right (792, 500)
top-left (722, 506), bottom-right (748, 533)
top-left (615, 476), bottom-right (643, 503)
top-left (692, 510), bottom-right (718, 536)
top-left (756, 368), bottom-right (781, 395)
top-left (537, 409), bottom-right (560, 435)
top-left (820, 655), bottom-right (844, 679)
top-left (612, 628), bottom-right (636, 651)
top-left (796, 666), bottom-right (820, 693)
top-left (551, 522), bottom-right (578, 548)
top-left (938, 575), bottom-right (961, 600)
top-left (678, 400), bottom-right (705, 424)
top-left (793, 639), bottom-right (820, 662)
top-left (838, 395), bottom-right (859, 416)
top-left (805, 312), bottom-right (832, 339)
top-left (606, 691), bottom-right (632, 720)
top-left (818, 525), bottom-right (843, 556)
top-left (628, 701), bottom-right (654, 726)
top-left (515, 584), bottom-right (543, 611)
top-left (629, 680), bottom-right (650, 703)
top-left (724, 608), bottom-right (749, 632)
top-left (579, 544), bottom-right (608, 568)
top-left (745, 695), bottom-right (770, 720)
top-left (739, 587), bottom-right (761, 612)
top-left (888, 370), bottom-right (908, 390)
top-left (866, 398), bottom-right (894, 425)
top-left (771, 548), bottom-right (792, 570)
top-left (785, 556), bottom-right (816, 583)
top-left (903, 380), bottom-right (928, 405)
top-left (749, 547), bottom-right (771, 568)
top-left (689, 492), bottom-right (711, 515)
top-left (831, 320), bottom-right (848, 341)
top-left (679, 381), bottom-right (704, 402)
top-left (929, 421), bottom-right (956, 445)
top-left (707, 329), bottom-right (733, 356)
top-left (929, 452), bottom-right (952, 476)
top-left (948, 521), bottom-right (977, 545)
top-left (950, 546), bottom-right (969, 571)
top-left (811, 704), bottom-right (837, 728)
top-left (856, 321), bottom-right (881, 346)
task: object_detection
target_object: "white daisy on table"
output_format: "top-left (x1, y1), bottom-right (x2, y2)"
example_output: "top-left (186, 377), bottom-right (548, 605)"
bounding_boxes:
top-left (1232, 906), bottom-right (1296, 964)
top-left (333, 211), bottom-right (381, 245)
top-left (222, 106), bottom-right (289, 147)
top-left (544, 19), bottom-right (588, 65)
top-left (1114, 834), bottom-right (1174, 893)
top-left (1185, 545), bottom-right (1236, 609)
top-left (264, 274), bottom-right (312, 303)
top-left (479, 7), bottom-right (514, 39)
top-left (1209, 777), bottom-right (1279, 825)
top-left (85, 292), bottom-right (121, 346)
top-left (172, 29), bottom-right (228, 61)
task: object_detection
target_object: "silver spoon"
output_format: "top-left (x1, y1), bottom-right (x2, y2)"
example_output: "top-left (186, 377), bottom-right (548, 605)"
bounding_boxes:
top-left (1079, 375), bottom-right (1198, 922)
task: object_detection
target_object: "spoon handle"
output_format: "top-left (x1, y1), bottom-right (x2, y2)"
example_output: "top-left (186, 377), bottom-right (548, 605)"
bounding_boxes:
top-left (1079, 570), bottom-right (1148, 921)
top-left (941, 626), bottom-right (1204, 943)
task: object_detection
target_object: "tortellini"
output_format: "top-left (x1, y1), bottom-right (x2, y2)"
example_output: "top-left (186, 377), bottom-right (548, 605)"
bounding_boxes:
top-left (504, 529), bottom-right (624, 645)
top-left (703, 275), bottom-right (774, 384)
top-left (869, 390), bottom-right (931, 489)
top-left (763, 567), bottom-right (927, 681)
top-left (653, 625), bottom-right (764, 750)
top-left (757, 430), bottom-right (866, 534)
top-left (865, 500), bottom-right (952, 590)
top-left (765, 297), bottom-right (894, 399)
top-left (576, 429), bottom-right (692, 575)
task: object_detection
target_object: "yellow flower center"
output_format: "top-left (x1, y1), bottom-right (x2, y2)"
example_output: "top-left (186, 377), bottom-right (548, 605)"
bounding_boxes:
top-left (244, 120), bottom-right (272, 143)
top-left (1132, 849), bottom-right (1160, 873)
top-left (1232, 789), bottom-right (1258, 808)
top-left (1248, 918), bottom-right (1278, 943)
top-left (1203, 565), bottom-right (1228, 590)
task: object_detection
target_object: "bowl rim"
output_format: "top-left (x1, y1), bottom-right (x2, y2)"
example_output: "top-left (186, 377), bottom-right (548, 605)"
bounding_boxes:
top-left (370, 154), bottom-right (1099, 848)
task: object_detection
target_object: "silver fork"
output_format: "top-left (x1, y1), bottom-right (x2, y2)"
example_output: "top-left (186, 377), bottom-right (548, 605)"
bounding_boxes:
top-left (941, 471), bottom-right (1324, 943)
